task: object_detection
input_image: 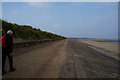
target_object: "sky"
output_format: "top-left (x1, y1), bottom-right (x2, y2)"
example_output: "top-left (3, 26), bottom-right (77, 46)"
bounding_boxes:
top-left (2, 2), bottom-right (118, 40)
top-left (2, 0), bottom-right (120, 2)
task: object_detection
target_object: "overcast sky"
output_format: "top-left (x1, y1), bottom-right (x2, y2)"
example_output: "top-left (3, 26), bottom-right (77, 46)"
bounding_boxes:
top-left (2, 2), bottom-right (118, 40)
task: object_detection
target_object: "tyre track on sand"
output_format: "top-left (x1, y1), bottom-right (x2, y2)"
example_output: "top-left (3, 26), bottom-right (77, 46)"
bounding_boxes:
top-left (59, 39), bottom-right (118, 78)
top-left (59, 39), bottom-right (87, 78)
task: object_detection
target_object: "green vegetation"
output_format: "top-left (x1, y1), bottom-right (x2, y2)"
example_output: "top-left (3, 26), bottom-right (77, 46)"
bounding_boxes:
top-left (1, 20), bottom-right (66, 40)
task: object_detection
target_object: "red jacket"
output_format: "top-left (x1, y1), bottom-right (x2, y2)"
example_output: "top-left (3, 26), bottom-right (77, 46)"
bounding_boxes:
top-left (0, 35), bottom-right (7, 47)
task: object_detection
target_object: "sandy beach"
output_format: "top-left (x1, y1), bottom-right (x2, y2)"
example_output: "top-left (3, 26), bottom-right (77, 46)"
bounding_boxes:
top-left (79, 39), bottom-right (119, 60)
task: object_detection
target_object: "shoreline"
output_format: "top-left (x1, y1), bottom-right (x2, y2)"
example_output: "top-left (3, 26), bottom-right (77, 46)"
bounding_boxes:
top-left (79, 39), bottom-right (119, 60)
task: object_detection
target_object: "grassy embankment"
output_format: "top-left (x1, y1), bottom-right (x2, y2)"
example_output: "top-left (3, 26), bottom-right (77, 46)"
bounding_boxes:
top-left (1, 20), bottom-right (66, 41)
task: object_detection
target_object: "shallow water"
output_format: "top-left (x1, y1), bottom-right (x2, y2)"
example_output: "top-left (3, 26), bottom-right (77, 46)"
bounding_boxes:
top-left (104, 42), bottom-right (120, 43)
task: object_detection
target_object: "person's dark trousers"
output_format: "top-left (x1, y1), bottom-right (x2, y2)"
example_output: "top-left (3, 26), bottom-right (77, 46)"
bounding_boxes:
top-left (2, 47), bottom-right (13, 73)
top-left (8, 53), bottom-right (13, 70)
top-left (2, 47), bottom-right (7, 73)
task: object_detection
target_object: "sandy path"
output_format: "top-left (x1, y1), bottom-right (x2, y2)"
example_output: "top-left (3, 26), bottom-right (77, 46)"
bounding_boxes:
top-left (2, 39), bottom-right (119, 78)
top-left (3, 39), bottom-right (67, 78)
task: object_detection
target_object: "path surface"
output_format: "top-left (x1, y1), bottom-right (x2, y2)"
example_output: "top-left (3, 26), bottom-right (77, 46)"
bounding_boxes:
top-left (2, 39), bottom-right (119, 78)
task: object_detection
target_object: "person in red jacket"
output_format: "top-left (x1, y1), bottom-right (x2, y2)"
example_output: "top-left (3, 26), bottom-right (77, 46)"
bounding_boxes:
top-left (2, 30), bottom-right (16, 75)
